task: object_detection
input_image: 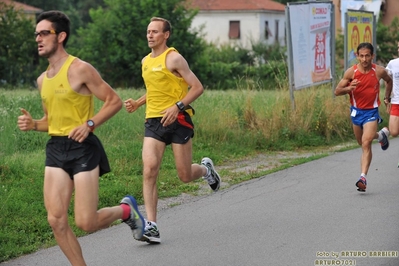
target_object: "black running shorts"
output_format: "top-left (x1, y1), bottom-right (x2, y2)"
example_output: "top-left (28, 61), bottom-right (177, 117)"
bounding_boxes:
top-left (45, 133), bottom-right (111, 179)
top-left (145, 112), bottom-right (194, 145)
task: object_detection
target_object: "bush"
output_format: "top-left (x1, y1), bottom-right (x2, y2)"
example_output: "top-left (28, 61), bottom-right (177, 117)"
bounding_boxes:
top-left (0, 4), bottom-right (38, 87)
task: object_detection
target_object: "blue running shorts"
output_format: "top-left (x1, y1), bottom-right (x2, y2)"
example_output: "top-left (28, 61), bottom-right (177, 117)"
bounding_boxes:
top-left (350, 106), bottom-right (382, 129)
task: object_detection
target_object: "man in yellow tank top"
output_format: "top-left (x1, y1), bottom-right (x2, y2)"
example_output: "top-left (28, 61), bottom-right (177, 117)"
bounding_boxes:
top-left (17, 10), bottom-right (144, 265)
top-left (124, 17), bottom-right (221, 244)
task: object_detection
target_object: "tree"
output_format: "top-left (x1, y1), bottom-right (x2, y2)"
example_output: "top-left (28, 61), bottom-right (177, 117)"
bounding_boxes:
top-left (0, 3), bottom-right (38, 86)
top-left (376, 17), bottom-right (399, 65)
top-left (19, 0), bottom-right (66, 11)
top-left (73, 0), bottom-right (204, 88)
top-left (68, 0), bottom-right (105, 24)
top-left (21, 0), bottom-right (104, 34)
top-left (23, 0), bottom-right (104, 20)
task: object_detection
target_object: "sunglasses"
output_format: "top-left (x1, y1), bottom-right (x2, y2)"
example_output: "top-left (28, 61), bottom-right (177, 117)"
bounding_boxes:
top-left (34, 29), bottom-right (57, 38)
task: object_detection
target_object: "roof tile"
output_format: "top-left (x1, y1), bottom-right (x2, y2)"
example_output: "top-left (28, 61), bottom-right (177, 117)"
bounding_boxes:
top-left (0, 0), bottom-right (42, 13)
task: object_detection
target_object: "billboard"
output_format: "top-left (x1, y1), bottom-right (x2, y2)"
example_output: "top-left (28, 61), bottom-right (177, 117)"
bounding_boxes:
top-left (344, 10), bottom-right (376, 69)
top-left (286, 1), bottom-right (334, 91)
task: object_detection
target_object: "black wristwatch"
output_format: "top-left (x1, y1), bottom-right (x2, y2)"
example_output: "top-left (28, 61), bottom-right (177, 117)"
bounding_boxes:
top-left (87, 120), bottom-right (95, 132)
top-left (176, 101), bottom-right (185, 111)
top-left (384, 97), bottom-right (391, 103)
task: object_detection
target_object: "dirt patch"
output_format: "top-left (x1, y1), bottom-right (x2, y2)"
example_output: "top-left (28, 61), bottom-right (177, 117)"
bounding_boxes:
top-left (217, 151), bottom-right (317, 173)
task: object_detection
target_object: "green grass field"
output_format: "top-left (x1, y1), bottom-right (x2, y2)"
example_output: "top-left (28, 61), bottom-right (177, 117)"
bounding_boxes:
top-left (0, 86), bottom-right (388, 262)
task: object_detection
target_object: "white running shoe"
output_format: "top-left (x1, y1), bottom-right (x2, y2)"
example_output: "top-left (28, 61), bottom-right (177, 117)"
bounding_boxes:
top-left (201, 157), bottom-right (221, 191)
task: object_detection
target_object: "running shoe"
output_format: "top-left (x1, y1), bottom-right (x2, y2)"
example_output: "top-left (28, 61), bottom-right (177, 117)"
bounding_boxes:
top-left (120, 195), bottom-right (145, 240)
top-left (379, 127), bottom-right (389, 151)
top-left (201, 157), bottom-right (221, 191)
top-left (355, 176), bottom-right (367, 192)
top-left (142, 220), bottom-right (161, 244)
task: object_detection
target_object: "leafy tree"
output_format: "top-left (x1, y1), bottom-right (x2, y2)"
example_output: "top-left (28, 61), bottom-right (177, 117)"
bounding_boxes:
top-left (18, 0), bottom-right (69, 13)
top-left (376, 17), bottom-right (399, 65)
top-left (21, 0), bottom-right (102, 35)
top-left (0, 3), bottom-right (38, 86)
top-left (73, 0), bottom-right (203, 88)
top-left (68, 0), bottom-right (105, 24)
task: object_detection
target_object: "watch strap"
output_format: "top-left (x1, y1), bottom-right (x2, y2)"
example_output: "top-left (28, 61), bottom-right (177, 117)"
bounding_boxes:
top-left (87, 120), bottom-right (95, 132)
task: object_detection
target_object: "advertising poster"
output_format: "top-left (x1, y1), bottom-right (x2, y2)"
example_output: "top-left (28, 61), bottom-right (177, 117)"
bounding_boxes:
top-left (345, 10), bottom-right (374, 69)
top-left (288, 2), bottom-right (333, 89)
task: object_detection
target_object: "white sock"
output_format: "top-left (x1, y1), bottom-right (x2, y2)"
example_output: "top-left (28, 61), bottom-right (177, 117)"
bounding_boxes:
top-left (378, 132), bottom-right (383, 141)
top-left (361, 173), bottom-right (366, 178)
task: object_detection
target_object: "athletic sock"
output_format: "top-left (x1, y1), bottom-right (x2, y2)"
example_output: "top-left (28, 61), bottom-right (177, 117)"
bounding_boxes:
top-left (203, 165), bottom-right (210, 177)
top-left (361, 173), bottom-right (366, 178)
top-left (378, 131), bottom-right (383, 141)
top-left (120, 203), bottom-right (131, 220)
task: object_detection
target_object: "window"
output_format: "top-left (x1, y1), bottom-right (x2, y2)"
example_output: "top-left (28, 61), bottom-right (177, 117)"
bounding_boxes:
top-left (229, 21), bottom-right (240, 39)
top-left (275, 20), bottom-right (279, 42)
top-left (265, 21), bottom-right (272, 40)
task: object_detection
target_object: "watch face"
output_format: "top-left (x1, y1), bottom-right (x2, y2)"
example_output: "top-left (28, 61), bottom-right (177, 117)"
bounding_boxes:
top-left (177, 102), bottom-right (185, 110)
top-left (87, 120), bottom-right (94, 127)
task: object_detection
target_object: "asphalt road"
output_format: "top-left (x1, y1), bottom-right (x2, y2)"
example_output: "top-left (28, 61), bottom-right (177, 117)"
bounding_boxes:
top-left (3, 139), bottom-right (399, 266)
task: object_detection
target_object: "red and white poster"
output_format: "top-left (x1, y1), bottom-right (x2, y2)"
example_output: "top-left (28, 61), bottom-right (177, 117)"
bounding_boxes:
top-left (288, 2), bottom-right (333, 89)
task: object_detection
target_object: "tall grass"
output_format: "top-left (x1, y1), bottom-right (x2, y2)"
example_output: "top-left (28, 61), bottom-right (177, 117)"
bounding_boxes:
top-left (0, 85), bottom-right (388, 261)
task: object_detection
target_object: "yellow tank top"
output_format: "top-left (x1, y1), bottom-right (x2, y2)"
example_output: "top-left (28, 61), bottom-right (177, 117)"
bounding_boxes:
top-left (142, 47), bottom-right (192, 118)
top-left (41, 55), bottom-right (94, 136)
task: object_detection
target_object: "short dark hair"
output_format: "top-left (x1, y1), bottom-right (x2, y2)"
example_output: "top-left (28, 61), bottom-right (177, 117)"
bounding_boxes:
top-left (357, 42), bottom-right (374, 55)
top-left (150, 17), bottom-right (172, 36)
top-left (37, 10), bottom-right (70, 47)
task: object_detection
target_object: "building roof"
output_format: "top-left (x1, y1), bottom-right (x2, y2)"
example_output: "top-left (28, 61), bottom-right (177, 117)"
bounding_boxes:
top-left (190, 0), bottom-right (286, 12)
top-left (0, 0), bottom-right (42, 13)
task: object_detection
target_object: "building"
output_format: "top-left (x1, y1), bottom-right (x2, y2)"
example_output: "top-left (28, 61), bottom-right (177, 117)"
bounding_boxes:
top-left (380, 0), bottom-right (399, 26)
top-left (189, 0), bottom-right (286, 49)
top-left (0, 0), bottom-right (42, 21)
